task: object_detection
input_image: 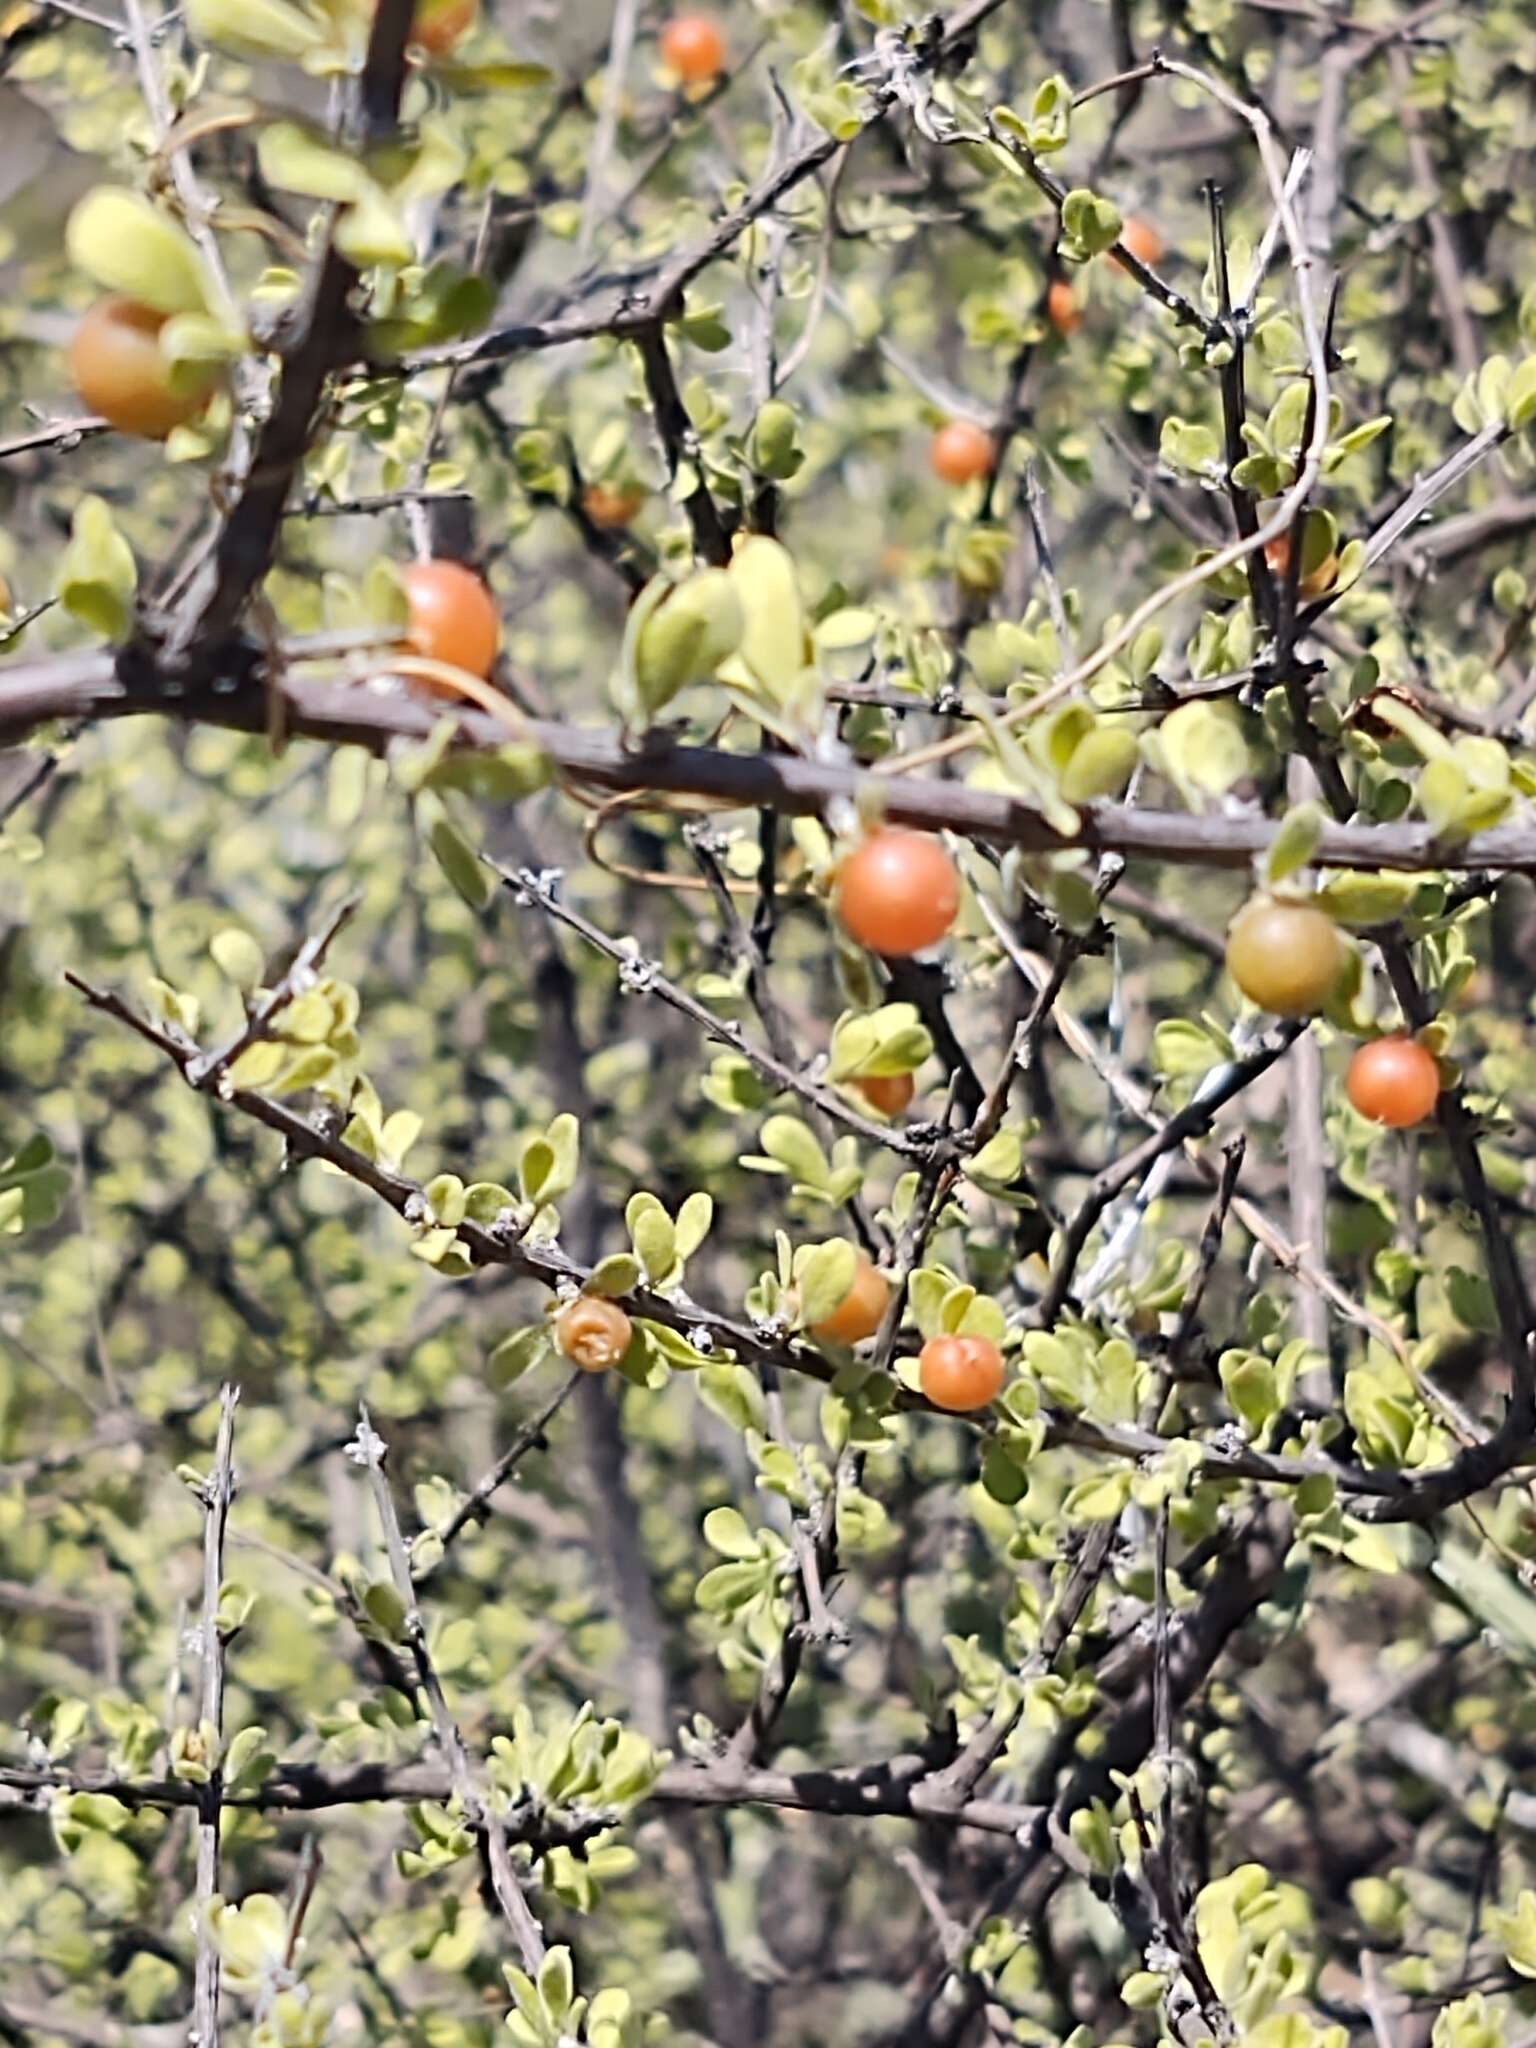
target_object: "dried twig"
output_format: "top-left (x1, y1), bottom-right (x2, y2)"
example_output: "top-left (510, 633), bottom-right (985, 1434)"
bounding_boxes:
top-left (191, 1386), bottom-right (239, 2048)
top-left (351, 1407), bottom-right (546, 1970)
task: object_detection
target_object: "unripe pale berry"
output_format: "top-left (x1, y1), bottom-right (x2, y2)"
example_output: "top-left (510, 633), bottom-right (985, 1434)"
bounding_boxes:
top-left (1225, 895), bottom-right (1343, 1018)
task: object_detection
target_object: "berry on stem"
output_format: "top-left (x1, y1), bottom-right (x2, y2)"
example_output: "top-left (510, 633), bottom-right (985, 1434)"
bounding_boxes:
top-left (854, 1072), bottom-right (916, 1117)
top-left (1346, 1036), bottom-right (1441, 1128)
top-left (660, 13), bottom-right (725, 82)
top-left (929, 419), bottom-right (994, 486)
top-left (1264, 532), bottom-right (1339, 601)
top-left (555, 1296), bottom-right (633, 1372)
top-left (68, 297), bottom-right (217, 440)
top-left (1046, 279), bottom-right (1082, 336)
top-left (810, 1254), bottom-right (890, 1346)
top-left (919, 1334), bottom-right (1005, 1412)
top-left (408, 0), bottom-right (476, 52)
top-left (834, 828), bottom-right (959, 957)
top-left (1225, 895), bottom-right (1343, 1017)
top-left (402, 559), bottom-right (501, 685)
top-left (1113, 216), bottom-right (1163, 268)
top-left (582, 482), bottom-right (644, 530)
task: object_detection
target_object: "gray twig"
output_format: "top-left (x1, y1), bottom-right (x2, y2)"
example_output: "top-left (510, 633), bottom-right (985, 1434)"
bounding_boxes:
top-left (191, 1385), bottom-right (240, 2048)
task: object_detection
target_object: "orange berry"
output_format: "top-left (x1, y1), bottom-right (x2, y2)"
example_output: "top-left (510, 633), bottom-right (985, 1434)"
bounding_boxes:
top-left (554, 1296), bottom-right (633, 1372)
top-left (1046, 279), bottom-right (1081, 336)
top-left (1346, 1037), bottom-right (1441, 1128)
top-left (919, 1334), bottom-right (1006, 1412)
top-left (408, 0), bottom-right (476, 51)
top-left (810, 1253), bottom-right (890, 1346)
top-left (929, 420), bottom-right (994, 486)
top-left (402, 559), bottom-right (500, 686)
top-left (67, 296), bottom-right (217, 440)
top-left (854, 1072), bottom-right (916, 1117)
top-left (1264, 533), bottom-right (1339, 601)
top-left (1225, 895), bottom-right (1344, 1018)
top-left (582, 481), bottom-right (644, 530)
top-left (660, 13), bottom-right (725, 82)
top-left (1113, 217), bottom-right (1163, 268)
top-left (834, 828), bottom-right (959, 957)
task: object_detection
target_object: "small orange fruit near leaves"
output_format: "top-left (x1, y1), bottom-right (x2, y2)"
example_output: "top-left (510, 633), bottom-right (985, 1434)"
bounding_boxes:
top-left (402, 558), bottom-right (501, 687)
top-left (1225, 894), bottom-right (1344, 1018)
top-left (919, 1333), bottom-right (1006, 1412)
top-left (660, 13), bottom-right (725, 83)
top-left (1046, 279), bottom-right (1082, 336)
top-left (834, 827), bottom-right (960, 957)
top-left (929, 419), bottom-right (994, 486)
top-left (408, 0), bottom-right (476, 53)
top-left (1113, 217), bottom-right (1163, 269)
top-left (1264, 533), bottom-right (1338, 601)
top-left (854, 1072), bottom-right (915, 1117)
top-left (555, 1296), bottom-right (634, 1372)
top-left (810, 1253), bottom-right (890, 1346)
top-left (68, 296), bottom-right (219, 440)
top-left (1346, 1037), bottom-right (1440, 1128)
top-left (582, 482), bottom-right (645, 530)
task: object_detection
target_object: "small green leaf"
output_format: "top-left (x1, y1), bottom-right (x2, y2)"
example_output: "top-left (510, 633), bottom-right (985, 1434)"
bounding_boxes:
top-left (631, 570), bottom-right (744, 716)
top-left (1060, 187), bottom-right (1122, 258)
top-left (1264, 800), bottom-right (1325, 885)
top-left (66, 188), bottom-right (214, 315)
top-left (587, 1253), bottom-right (642, 1297)
top-left (209, 929), bottom-right (265, 989)
top-left (538, 1947), bottom-right (574, 2026)
top-left (626, 1193), bottom-right (676, 1285)
top-left (702, 1506), bottom-right (758, 1560)
top-left (980, 1442), bottom-right (1029, 1504)
top-left (797, 1239), bottom-right (859, 1329)
top-left (428, 819), bottom-right (492, 908)
top-left (362, 1581), bottom-right (408, 1640)
top-left (58, 495), bottom-right (137, 641)
top-left (488, 1327), bottom-right (549, 1388)
top-left (257, 121), bottom-right (370, 203)
top-left (185, 0), bottom-right (328, 57)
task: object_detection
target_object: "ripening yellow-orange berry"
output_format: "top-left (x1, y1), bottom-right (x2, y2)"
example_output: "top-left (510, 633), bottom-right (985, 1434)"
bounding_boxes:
top-left (810, 1254), bottom-right (890, 1346)
top-left (918, 1334), bottom-right (1005, 1412)
top-left (68, 297), bottom-right (218, 439)
top-left (554, 1296), bottom-right (633, 1372)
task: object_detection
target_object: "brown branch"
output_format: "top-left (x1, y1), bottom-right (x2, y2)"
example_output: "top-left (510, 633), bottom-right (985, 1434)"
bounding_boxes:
top-left (0, 1753), bottom-right (1042, 1840)
top-left (0, 415), bottom-right (108, 461)
top-left (154, 0), bottom-right (415, 667)
top-left (633, 324), bottom-right (730, 566)
top-left (15, 659), bottom-right (1536, 875)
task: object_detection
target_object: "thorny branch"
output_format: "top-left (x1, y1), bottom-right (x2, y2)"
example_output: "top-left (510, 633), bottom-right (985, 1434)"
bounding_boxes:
top-left (351, 1407), bottom-right (547, 1970)
top-left (191, 1386), bottom-right (239, 2048)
